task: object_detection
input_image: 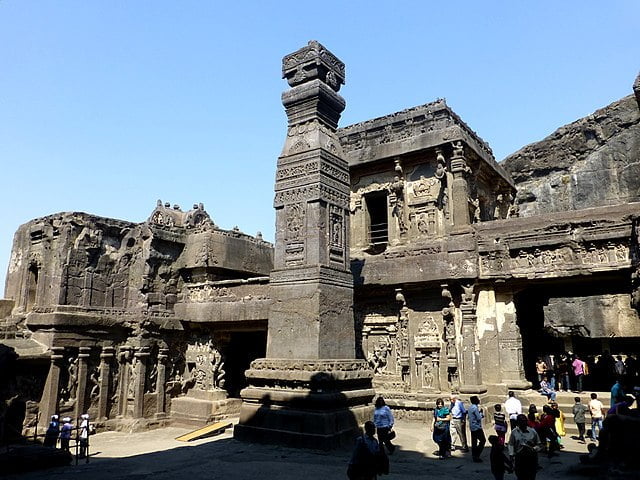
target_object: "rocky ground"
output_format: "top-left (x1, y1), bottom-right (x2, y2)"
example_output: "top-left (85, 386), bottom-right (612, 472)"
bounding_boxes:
top-left (4, 418), bottom-right (615, 480)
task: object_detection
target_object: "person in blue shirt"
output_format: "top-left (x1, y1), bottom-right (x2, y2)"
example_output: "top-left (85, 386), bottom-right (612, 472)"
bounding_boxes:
top-left (469, 395), bottom-right (486, 463)
top-left (611, 379), bottom-right (625, 407)
top-left (373, 396), bottom-right (395, 454)
top-left (450, 394), bottom-right (469, 452)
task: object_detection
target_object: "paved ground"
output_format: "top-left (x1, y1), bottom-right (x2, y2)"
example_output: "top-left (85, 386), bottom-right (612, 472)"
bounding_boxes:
top-left (7, 419), bottom-right (596, 480)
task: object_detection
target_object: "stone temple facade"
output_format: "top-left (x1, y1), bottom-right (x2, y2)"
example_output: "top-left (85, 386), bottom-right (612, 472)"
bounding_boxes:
top-left (1, 43), bottom-right (639, 444)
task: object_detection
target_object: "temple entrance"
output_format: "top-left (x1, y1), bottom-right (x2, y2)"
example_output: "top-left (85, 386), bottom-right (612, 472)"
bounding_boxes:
top-left (223, 330), bottom-right (267, 398)
top-left (514, 274), bottom-right (638, 388)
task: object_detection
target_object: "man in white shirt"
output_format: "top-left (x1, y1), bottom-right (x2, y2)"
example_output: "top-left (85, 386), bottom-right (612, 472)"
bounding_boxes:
top-left (504, 391), bottom-right (522, 430)
top-left (588, 393), bottom-right (604, 441)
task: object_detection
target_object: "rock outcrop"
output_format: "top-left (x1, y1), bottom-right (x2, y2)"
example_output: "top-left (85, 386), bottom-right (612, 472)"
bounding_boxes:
top-left (502, 94), bottom-right (640, 216)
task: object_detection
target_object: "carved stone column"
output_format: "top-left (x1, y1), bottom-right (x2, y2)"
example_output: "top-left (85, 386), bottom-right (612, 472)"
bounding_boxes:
top-left (97, 346), bottom-right (114, 420)
top-left (117, 346), bottom-right (132, 417)
top-left (74, 346), bottom-right (91, 419)
top-left (235, 41), bottom-right (374, 449)
top-left (459, 286), bottom-right (486, 394)
top-left (449, 142), bottom-right (470, 226)
top-left (133, 347), bottom-right (150, 418)
top-left (155, 348), bottom-right (169, 418)
top-left (39, 346), bottom-right (65, 427)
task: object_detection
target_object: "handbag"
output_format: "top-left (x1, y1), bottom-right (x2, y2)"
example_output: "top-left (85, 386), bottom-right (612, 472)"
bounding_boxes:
top-left (387, 429), bottom-right (396, 440)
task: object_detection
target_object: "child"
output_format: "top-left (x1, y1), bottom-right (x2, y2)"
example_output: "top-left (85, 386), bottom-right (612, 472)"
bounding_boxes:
top-left (493, 404), bottom-right (507, 445)
top-left (572, 396), bottom-right (587, 442)
top-left (489, 434), bottom-right (513, 480)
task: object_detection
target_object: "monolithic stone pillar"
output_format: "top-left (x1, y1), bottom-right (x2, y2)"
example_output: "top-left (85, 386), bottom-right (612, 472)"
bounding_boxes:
top-left (97, 347), bottom-right (114, 420)
top-left (235, 41), bottom-right (374, 449)
top-left (155, 348), bottom-right (168, 417)
top-left (74, 346), bottom-right (91, 419)
top-left (449, 142), bottom-right (470, 226)
top-left (133, 348), bottom-right (149, 419)
top-left (117, 346), bottom-right (132, 417)
top-left (39, 346), bottom-right (65, 427)
top-left (458, 286), bottom-right (486, 394)
top-left (495, 291), bottom-right (530, 390)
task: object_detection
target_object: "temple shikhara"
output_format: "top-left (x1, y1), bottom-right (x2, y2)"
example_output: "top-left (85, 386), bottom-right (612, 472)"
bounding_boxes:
top-left (2, 41), bottom-right (639, 447)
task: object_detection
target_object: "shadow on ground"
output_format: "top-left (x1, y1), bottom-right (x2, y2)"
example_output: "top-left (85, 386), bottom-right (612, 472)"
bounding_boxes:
top-left (4, 424), bottom-right (595, 480)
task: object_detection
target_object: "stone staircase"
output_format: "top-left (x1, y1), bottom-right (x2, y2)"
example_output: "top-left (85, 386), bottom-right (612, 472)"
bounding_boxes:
top-left (483, 390), bottom-right (610, 437)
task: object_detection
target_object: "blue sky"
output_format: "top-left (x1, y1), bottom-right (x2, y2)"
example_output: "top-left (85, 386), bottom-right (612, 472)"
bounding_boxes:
top-left (1, 1), bottom-right (638, 293)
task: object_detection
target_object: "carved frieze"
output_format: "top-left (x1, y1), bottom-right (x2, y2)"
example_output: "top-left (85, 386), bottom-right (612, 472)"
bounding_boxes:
top-left (186, 283), bottom-right (235, 303)
top-left (414, 315), bottom-right (441, 349)
top-left (480, 241), bottom-right (631, 277)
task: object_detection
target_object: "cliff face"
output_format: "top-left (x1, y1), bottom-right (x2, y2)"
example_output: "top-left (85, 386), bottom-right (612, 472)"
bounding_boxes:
top-left (502, 94), bottom-right (640, 216)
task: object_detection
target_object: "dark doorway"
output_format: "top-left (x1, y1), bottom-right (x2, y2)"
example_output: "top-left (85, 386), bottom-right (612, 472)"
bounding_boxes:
top-left (26, 265), bottom-right (39, 311)
top-left (365, 192), bottom-right (388, 246)
top-left (223, 331), bottom-right (267, 398)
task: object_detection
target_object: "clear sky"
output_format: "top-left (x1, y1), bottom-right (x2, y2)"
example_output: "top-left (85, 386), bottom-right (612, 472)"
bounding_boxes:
top-left (1, 1), bottom-right (638, 294)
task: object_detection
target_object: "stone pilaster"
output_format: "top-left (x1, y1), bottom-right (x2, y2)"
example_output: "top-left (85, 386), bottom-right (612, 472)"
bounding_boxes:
top-left (431, 351), bottom-right (441, 392)
top-left (496, 291), bottom-right (530, 390)
top-left (133, 348), bottom-right (149, 418)
top-left (97, 346), bottom-right (114, 420)
top-left (74, 346), bottom-right (91, 419)
top-left (155, 348), bottom-right (168, 417)
top-left (458, 285), bottom-right (486, 394)
top-left (235, 41), bottom-right (374, 449)
top-left (39, 346), bottom-right (65, 428)
top-left (116, 346), bottom-right (132, 417)
top-left (449, 141), bottom-right (470, 226)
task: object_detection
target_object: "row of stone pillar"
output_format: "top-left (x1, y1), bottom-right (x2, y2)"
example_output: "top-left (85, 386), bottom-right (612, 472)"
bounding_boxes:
top-left (40, 344), bottom-right (169, 427)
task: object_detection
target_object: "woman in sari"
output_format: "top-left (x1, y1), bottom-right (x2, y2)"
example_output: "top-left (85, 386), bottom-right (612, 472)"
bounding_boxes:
top-left (432, 397), bottom-right (452, 459)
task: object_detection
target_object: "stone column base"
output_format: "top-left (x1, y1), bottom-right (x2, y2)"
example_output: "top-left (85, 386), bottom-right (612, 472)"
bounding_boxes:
top-left (171, 389), bottom-right (241, 427)
top-left (234, 359), bottom-right (374, 450)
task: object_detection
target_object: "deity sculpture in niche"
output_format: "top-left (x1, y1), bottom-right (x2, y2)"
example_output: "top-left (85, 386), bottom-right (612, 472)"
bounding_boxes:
top-left (367, 336), bottom-right (392, 374)
top-left (185, 339), bottom-right (226, 391)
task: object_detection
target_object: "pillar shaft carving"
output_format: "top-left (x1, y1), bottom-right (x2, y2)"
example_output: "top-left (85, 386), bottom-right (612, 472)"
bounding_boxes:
top-left (97, 346), bottom-right (114, 420)
top-left (117, 346), bottom-right (133, 417)
top-left (74, 346), bottom-right (92, 419)
top-left (155, 348), bottom-right (168, 417)
top-left (133, 348), bottom-right (150, 418)
top-left (39, 346), bottom-right (65, 427)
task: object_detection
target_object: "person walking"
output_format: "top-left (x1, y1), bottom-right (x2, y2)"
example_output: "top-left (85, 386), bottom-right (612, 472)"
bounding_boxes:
top-left (432, 398), bottom-right (452, 459)
top-left (373, 396), bottom-right (395, 454)
top-left (505, 391), bottom-right (522, 430)
top-left (508, 414), bottom-right (542, 480)
top-left (43, 414), bottom-right (60, 448)
top-left (449, 394), bottom-right (469, 452)
top-left (588, 393), bottom-right (604, 441)
top-left (348, 421), bottom-right (386, 480)
top-left (469, 395), bottom-right (485, 463)
top-left (572, 355), bottom-right (585, 392)
top-left (493, 404), bottom-right (508, 446)
top-left (59, 417), bottom-right (73, 452)
top-left (572, 396), bottom-right (588, 443)
top-left (489, 434), bottom-right (513, 480)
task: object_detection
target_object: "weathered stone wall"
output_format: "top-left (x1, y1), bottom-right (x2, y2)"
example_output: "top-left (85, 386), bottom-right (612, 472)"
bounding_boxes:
top-left (502, 95), bottom-right (640, 216)
top-left (543, 294), bottom-right (640, 338)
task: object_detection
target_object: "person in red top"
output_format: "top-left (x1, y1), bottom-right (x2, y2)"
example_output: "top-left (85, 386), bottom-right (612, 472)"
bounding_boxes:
top-left (536, 405), bottom-right (559, 457)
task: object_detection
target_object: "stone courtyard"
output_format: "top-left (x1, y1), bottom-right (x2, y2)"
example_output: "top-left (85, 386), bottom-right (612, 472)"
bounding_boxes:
top-left (5, 418), bottom-right (597, 480)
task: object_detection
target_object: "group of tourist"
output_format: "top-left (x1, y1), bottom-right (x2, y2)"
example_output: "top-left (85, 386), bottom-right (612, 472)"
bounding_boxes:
top-left (349, 386), bottom-right (639, 480)
top-left (43, 413), bottom-right (91, 457)
top-left (535, 351), bottom-right (640, 393)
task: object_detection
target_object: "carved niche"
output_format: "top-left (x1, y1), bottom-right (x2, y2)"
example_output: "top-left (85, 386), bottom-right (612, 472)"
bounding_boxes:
top-left (184, 339), bottom-right (226, 392)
